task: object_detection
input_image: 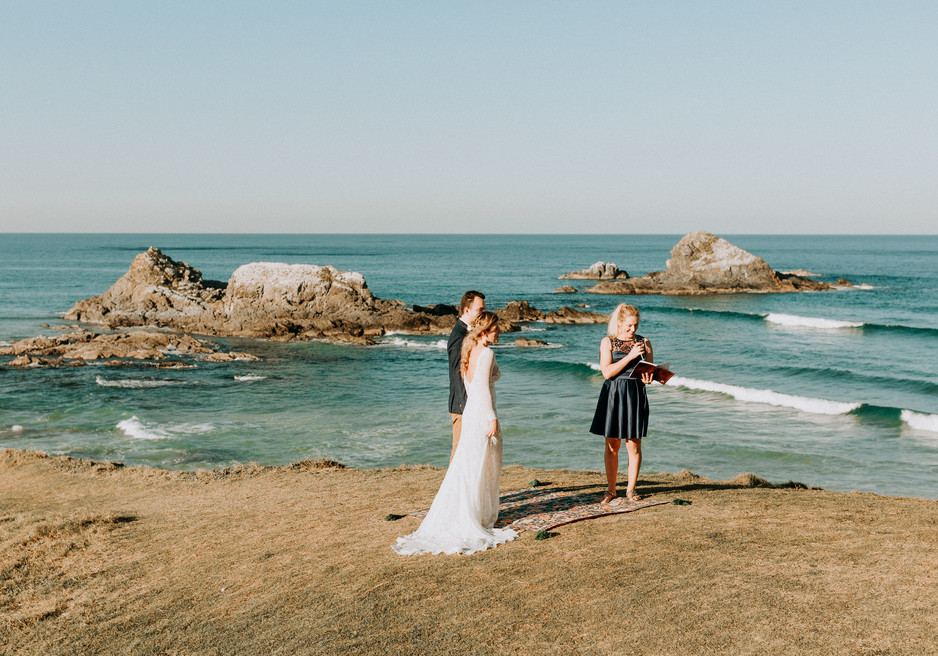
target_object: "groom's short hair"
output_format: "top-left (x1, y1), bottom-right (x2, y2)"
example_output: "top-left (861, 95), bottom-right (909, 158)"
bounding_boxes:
top-left (460, 290), bottom-right (485, 313)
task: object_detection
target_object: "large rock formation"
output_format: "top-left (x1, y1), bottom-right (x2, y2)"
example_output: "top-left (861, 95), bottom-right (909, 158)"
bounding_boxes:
top-left (586, 232), bottom-right (830, 295)
top-left (559, 261), bottom-right (629, 280)
top-left (64, 248), bottom-right (226, 329)
top-left (65, 248), bottom-right (455, 343)
top-left (63, 249), bottom-right (615, 346)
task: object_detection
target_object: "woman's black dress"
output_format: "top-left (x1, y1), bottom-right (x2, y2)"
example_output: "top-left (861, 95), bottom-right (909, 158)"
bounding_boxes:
top-left (589, 336), bottom-right (649, 440)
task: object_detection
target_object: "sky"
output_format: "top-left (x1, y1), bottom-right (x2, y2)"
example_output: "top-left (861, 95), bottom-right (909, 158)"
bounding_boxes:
top-left (1, 1), bottom-right (936, 234)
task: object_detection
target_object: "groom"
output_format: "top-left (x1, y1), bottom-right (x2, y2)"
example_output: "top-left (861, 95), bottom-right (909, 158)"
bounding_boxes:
top-left (447, 290), bottom-right (486, 462)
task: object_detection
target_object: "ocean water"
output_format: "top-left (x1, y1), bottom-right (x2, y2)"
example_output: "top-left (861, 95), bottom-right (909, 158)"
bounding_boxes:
top-left (1, 233), bottom-right (936, 500)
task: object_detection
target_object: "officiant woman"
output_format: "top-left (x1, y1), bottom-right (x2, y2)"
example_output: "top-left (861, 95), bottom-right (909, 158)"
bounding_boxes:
top-left (590, 304), bottom-right (654, 505)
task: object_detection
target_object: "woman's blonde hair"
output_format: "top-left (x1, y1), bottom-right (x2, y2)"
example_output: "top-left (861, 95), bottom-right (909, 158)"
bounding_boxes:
top-left (461, 311), bottom-right (499, 377)
top-left (607, 303), bottom-right (640, 337)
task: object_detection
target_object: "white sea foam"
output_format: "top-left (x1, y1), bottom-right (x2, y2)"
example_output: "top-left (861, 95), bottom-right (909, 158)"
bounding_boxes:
top-left (0, 341), bottom-right (11, 348)
top-left (96, 376), bottom-right (182, 388)
top-left (235, 374), bottom-right (267, 382)
top-left (10, 425), bottom-right (25, 433)
top-left (117, 416), bottom-right (173, 440)
top-left (900, 410), bottom-right (938, 434)
top-left (764, 313), bottom-right (864, 329)
top-left (832, 283), bottom-right (878, 291)
top-left (520, 326), bottom-right (547, 332)
top-left (381, 337), bottom-right (447, 350)
top-left (585, 362), bottom-right (602, 372)
top-left (669, 376), bottom-right (861, 416)
top-left (117, 416), bottom-right (214, 440)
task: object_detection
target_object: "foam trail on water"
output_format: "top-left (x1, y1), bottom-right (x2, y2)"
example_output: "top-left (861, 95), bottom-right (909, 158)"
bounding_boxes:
top-left (96, 376), bottom-right (182, 388)
top-left (900, 410), bottom-right (938, 434)
top-left (381, 337), bottom-right (447, 350)
top-left (234, 374), bottom-right (267, 382)
top-left (117, 416), bottom-right (214, 440)
top-left (117, 416), bottom-right (173, 440)
top-left (669, 376), bottom-right (861, 415)
top-left (764, 313), bottom-right (864, 329)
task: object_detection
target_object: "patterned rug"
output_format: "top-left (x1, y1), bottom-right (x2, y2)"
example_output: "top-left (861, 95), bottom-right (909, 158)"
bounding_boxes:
top-left (409, 486), bottom-right (670, 533)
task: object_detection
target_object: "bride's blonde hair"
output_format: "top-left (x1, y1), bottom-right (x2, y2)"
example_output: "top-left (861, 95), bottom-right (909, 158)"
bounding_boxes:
top-left (607, 303), bottom-right (640, 337)
top-left (461, 311), bottom-right (499, 377)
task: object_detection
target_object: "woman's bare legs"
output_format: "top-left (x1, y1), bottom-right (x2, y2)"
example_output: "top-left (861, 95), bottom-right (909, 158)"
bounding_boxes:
top-left (604, 437), bottom-right (622, 500)
top-left (625, 438), bottom-right (642, 499)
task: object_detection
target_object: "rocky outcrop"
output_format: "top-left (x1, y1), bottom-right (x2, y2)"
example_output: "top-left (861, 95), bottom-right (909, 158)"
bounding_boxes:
top-left (559, 261), bottom-right (629, 280)
top-left (0, 329), bottom-right (257, 368)
top-left (552, 285), bottom-right (577, 294)
top-left (587, 233), bottom-right (830, 295)
top-left (64, 248), bottom-right (226, 330)
top-left (494, 301), bottom-right (608, 326)
top-left (513, 337), bottom-right (549, 347)
top-left (62, 248), bottom-right (617, 346)
top-left (496, 301), bottom-right (545, 323)
top-left (65, 248), bottom-right (456, 344)
top-left (543, 307), bottom-right (609, 324)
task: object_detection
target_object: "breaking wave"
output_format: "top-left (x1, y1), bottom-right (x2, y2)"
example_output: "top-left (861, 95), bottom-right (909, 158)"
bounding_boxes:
top-left (116, 416), bottom-right (214, 441)
top-left (669, 376), bottom-right (938, 431)
top-left (900, 410), bottom-right (938, 434)
top-left (764, 313), bottom-right (864, 329)
top-left (234, 374), bottom-right (267, 382)
top-left (654, 306), bottom-right (938, 337)
top-left (668, 376), bottom-right (861, 415)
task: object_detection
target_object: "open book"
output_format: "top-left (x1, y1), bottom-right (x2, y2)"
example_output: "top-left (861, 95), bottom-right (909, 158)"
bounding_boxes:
top-left (629, 361), bottom-right (674, 385)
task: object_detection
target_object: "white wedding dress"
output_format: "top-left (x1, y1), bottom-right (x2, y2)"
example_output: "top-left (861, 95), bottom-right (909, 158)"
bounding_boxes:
top-left (393, 346), bottom-right (518, 555)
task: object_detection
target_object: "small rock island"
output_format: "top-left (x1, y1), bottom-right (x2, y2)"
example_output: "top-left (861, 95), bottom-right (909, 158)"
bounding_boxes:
top-left (584, 232), bottom-right (830, 295)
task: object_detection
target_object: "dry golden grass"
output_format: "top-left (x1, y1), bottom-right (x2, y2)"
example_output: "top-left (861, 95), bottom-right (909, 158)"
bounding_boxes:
top-left (1, 448), bottom-right (936, 656)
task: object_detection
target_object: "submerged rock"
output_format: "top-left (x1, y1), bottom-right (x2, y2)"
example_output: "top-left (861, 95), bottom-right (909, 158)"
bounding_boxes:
top-left (0, 329), bottom-right (253, 368)
top-left (544, 306), bottom-right (609, 324)
top-left (514, 337), bottom-right (549, 347)
top-left (587, 232), bottom-right (830, 295)
top-left (494, 301), bottom-right (608, 326)
top-left (552, 285), bottom-right (578, 294)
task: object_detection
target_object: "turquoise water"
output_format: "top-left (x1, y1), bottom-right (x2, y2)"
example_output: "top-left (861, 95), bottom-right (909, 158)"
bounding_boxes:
top-left (1, 234), bottom-right (936, 499)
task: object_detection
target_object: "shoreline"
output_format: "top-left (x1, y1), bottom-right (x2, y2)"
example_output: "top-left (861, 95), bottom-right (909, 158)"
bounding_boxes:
top-left (3, 447), bottom-right (936, 654)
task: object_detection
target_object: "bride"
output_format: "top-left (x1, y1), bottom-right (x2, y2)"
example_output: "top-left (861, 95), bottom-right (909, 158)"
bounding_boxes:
top-left (393, 311), bottom-right (518, 555)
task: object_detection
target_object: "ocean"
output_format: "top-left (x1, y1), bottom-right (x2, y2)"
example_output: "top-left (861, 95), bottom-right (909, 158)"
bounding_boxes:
top-left (1, 234), bottom-right (936, 499)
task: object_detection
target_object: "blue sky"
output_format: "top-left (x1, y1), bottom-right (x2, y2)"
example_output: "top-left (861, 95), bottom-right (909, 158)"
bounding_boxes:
top-left (1, 1), bottom-right (936, 233)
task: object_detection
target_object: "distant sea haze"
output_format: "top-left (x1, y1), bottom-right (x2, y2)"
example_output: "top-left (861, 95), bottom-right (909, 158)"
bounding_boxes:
top-left (1, 234), bottom-right (936, 499)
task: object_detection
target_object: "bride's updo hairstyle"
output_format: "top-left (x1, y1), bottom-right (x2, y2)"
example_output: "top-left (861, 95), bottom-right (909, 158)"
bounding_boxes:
top-left (461, 311), bottom-right (500, 377)
top-left (607, 303), bottom-right (640, 337)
